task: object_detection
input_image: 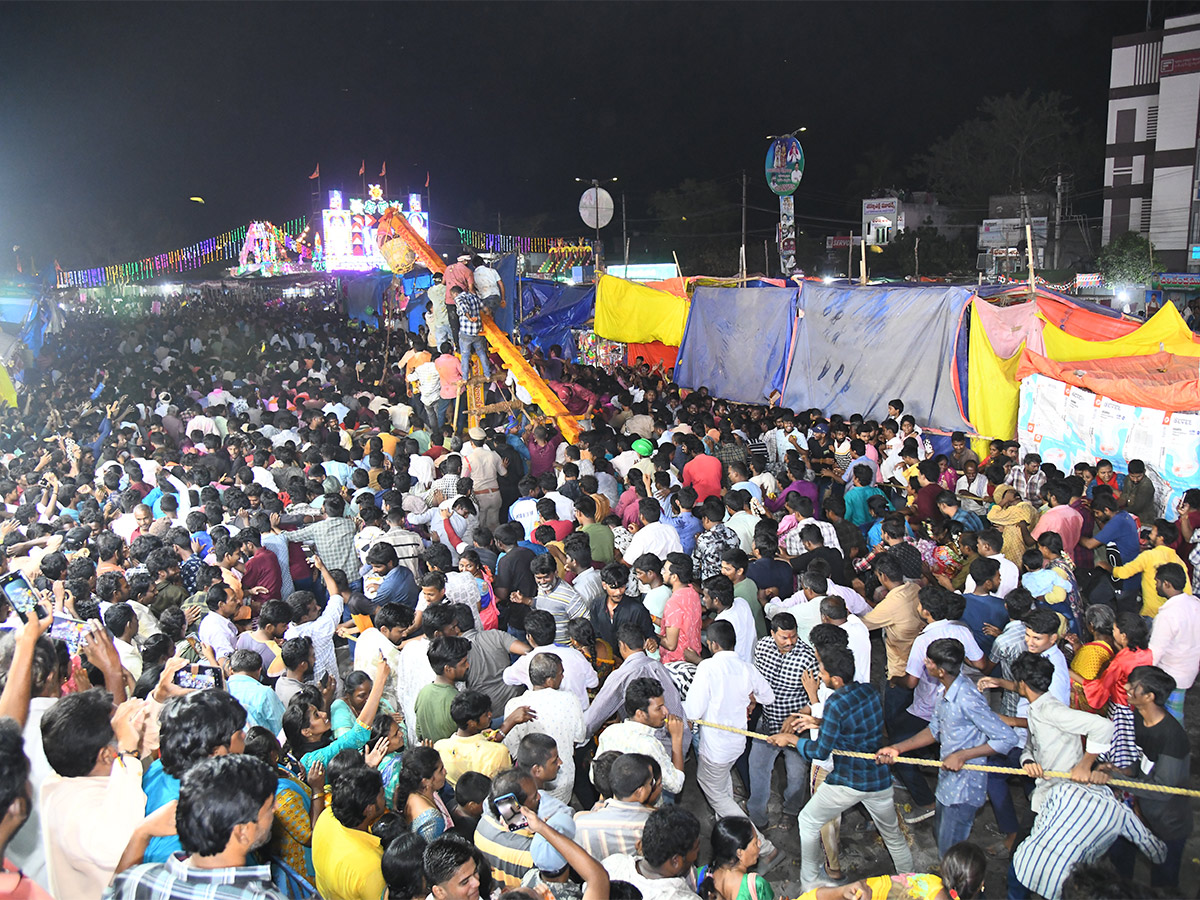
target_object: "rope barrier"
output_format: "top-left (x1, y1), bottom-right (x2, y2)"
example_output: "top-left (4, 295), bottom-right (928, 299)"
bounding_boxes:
top-left (688, 718), bottom-right (1200, 799)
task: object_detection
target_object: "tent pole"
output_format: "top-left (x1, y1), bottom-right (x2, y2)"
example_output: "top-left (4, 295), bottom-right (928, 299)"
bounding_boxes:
top-left (1026, 223), bottom-right (1036, 299)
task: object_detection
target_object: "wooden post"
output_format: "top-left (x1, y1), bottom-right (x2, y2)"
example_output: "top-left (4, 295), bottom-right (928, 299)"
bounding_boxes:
top-left (1026, 223), bottom-right (1037, 298)
top-left (859, 235), bottom-right (868, 284)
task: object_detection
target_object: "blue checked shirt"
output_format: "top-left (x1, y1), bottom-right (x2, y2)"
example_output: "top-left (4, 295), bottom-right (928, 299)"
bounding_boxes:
top-left (795, 681), bottom-right (891, 792)
top-left (456, 291), bottom-right (484, 335)
top-left (927, 674), bottom-right (1017, 807)
top-left (103, 853), bottom-right (288, 900)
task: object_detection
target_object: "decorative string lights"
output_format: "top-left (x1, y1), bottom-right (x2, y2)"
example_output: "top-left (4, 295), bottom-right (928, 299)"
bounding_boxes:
top-left (456, 228), bottom-right (557, 254)
top-left (56, 218), bottom-right (308, 288)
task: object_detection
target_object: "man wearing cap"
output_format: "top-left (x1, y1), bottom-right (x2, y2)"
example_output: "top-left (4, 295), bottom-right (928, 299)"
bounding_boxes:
top-left (465, 427), bottom-right (506, 530)
top-left (443, 254), bottom-right (475, 338)
top-left (630, 439), bottom-right (657, 483)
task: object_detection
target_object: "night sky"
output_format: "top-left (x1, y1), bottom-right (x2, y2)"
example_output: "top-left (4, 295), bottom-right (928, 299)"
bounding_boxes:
top-left (0, 1), bottom-right (1164, 273)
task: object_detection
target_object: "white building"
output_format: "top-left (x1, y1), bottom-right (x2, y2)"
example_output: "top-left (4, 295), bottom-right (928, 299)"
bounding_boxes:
top-left (1103, 14), bottom-right (1200, 271)
top-left (860, 193), bottom-right (961, 245)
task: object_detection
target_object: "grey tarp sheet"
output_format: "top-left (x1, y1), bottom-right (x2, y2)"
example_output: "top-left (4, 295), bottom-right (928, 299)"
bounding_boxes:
top-left (781, 282), bottom-right (971, 429)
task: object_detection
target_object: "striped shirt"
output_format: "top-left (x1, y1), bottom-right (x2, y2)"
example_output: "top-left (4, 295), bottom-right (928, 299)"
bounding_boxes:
top-left (573, 800), bottom-right (652, 861)
top-left (536, 578), bottom-right (589, 644)
top-left (1012, 783), bottom-right (1165, 900)
top-left (474, 813), bottom-right (535, 888)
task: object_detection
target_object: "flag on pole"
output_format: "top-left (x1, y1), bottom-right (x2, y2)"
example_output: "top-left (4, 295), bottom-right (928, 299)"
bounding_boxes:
top-left (425, 171), bottom-right (430, 187)
top-left (359, 160), bottom-right (365, 176)
top-left (379, 162), bottom-right (386, 177)
top-left (309, 165), bottom-right (320, 180)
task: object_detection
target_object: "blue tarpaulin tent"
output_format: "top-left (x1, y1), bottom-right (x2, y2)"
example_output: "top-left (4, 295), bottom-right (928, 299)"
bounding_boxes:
top-left (519, 280), bottom-right (596, 360)
top-left (675, 286), bottom-right (798, 404)
top-left (345, 275), bottom-right (390, 326)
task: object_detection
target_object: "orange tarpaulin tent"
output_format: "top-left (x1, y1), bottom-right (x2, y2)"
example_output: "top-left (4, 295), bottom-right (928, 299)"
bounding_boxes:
top-left (1015, 348), bottom-right (1200, 412)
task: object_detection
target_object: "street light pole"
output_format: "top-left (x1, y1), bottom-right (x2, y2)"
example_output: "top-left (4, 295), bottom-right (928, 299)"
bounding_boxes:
top-left (575, 176), bottom-right (618, 272)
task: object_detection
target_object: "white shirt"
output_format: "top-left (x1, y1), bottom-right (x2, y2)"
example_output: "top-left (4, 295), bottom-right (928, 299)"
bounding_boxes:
top-left (965, 552), bottom-right (1019, 599)
top-left (622, 521), bottom-right (683, 566)
top-left (284, 592), bottom-right (346, 693)
top-left (409, 453), bottom-right (437, 489)
top-left (473, 265), bottom-right (502, 298)
top-left (543, 490), bottom-right (575, 523)
top-left (716, 597), bottom-right (757, 664)
top-left (502, 688), bottom-right (585, 804)
top-left (764, 592), bottom-right (824, 645)
top-left (395, 636), bottom-right (436, 747)
top-left (509, 497), bottom-right (540, 539)
top-left (503, 644), bottom-right (598, 711)
top-left (825, 580), bottom-right (871, 617)
top-left (352, 627), bottom-right (405, 709)
top-left (683, 650), bottom-right (775, 764)
top-left (7, 696), bottom-right (57, 888)
top-left (198, 610), bottom-right (238, 660)
top-left (840, 614), bottom-right (872, 684)
top-left (1148, 592), bottom-right (1200, 690)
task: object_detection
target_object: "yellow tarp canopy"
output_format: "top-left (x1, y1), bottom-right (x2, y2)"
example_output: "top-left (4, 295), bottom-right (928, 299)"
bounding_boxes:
top-left (594, 275), bottom-right (688, 346)
top-left (1041, 301), bottom-right (1200, 361)
top-left (967, 302), bottom-right (1022, 449)
top-left (0, 368), bottom-right (16, 409)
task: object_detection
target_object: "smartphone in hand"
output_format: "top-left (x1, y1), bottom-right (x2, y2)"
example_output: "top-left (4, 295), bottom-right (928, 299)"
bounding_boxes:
top-left (173, 663), bottom-right (225, 691)
top-left (0, 572), bottom-right (45, 623)
top-left (492, 792), bottom-right (528, 832)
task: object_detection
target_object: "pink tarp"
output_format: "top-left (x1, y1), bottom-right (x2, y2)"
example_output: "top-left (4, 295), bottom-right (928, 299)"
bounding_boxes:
top-left (972, 298), bottom-right (1045, 357)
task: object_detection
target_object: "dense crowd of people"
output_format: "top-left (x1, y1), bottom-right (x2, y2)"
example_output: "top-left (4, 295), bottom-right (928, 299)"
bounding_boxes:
top-left (0, 276), bottom-right (1193, 900)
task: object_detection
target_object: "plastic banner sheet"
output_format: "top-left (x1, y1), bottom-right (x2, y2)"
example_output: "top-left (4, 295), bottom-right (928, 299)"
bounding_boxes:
top-left (675, 286), bottom-right (797, 404)
top-left (1041, 302), bottom-right (1200, 361)
top-left (1018, 372), bottom-right (1195, 515)
top-left (781, 283), bottom-right (972, 430)
top-left (519, 282), bottom-right (596, 360)
top-left (1016, 349), bottom-right (1200, 412)
top-left (594, 275), bottom-right (688, 346)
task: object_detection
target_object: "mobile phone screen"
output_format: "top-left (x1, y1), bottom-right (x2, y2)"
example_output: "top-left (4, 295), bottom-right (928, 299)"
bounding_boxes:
top-left (493, 792), bottom-right (527, 831)
top-left (48, 615), bottom-right (89, 656)
top-left (173, 664), bottom-right (224, 691)
top-left (0, 573), bottom-right (42, 622)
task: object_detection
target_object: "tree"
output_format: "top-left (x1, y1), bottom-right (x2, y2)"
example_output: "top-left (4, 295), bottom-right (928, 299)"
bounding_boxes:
top-left (912, 91), bottom-right (1092, 209)
top-left (1098, 231), bottom-right (1158, 286)
top-left (646, 178), bottom-right (740, 275)
top-left (871, 227), bottom-right (974, 278)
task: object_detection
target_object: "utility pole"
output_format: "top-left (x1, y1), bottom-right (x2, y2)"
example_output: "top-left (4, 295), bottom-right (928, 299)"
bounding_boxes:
top-left (1053, 171), bottom-right (1064, 270)
top-left (622, 193), bottom-right (628, 269)
top-left (741, 170), bottom-right (748, 283)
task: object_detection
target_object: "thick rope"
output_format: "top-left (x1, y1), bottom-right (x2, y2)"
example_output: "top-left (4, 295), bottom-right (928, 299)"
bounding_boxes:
top-left (689, 718), bottom-right (1200, 799)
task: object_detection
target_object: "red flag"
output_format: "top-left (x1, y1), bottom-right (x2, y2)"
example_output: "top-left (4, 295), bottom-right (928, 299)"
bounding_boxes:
top-left (309, 164), bottom-right (320, 180)
top-left (379, 161), bottom-right (386, 177)
top-left (425, 171), bottom-right (430, 187)
top-left (358, 160), bottom-right (365, 176)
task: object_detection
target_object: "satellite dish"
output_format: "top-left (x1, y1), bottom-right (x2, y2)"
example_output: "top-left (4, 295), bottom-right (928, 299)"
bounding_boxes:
top-left (579, 188), bottom-right (614, 229)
